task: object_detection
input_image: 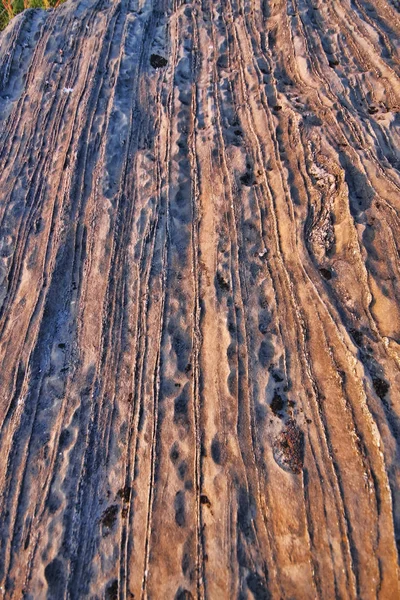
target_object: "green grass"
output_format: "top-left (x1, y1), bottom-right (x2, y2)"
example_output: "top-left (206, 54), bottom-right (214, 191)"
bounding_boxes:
top-left (0, 0), bottom-right (66, 31)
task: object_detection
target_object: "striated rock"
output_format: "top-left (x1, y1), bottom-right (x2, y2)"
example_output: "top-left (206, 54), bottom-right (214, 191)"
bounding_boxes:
top-left (0, 0), bottom-right (400, 598)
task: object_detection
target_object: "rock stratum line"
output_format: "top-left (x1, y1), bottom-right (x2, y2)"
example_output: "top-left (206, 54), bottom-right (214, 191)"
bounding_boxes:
top-left (0, 0), bottom-right (400, 597)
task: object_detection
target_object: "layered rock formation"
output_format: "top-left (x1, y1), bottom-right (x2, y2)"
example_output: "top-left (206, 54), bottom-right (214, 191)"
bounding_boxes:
top-left (0, 0), bottom-right (400, 597)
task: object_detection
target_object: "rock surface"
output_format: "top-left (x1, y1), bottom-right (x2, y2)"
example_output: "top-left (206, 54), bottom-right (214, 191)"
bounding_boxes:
top-left (0, 0), bottom-right (400, 597)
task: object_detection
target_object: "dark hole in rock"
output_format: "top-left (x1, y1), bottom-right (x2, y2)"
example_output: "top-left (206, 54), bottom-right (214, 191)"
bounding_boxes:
top-left (117, 486), bottom-right (131, 503)
top-left (175, 589), bottom-right (194, 600)
top-left (105, 579), bottom-right (118, 600)
top-left (59, 428), bottom-right (71, 449)
top-left (170, 442), bottom-right (180, 463)
top-left (270, 390), bottom-right (285, 416)
top-left (101, 505), bottom-right (119, 529)
top-left (368, 105), bottom-right (379, 114)
top-left (211, 437), bottom-right (222, 464)
top-left (273, 105), bottom-right (282, 111)
top-left (240, 172), bottom-right (254, 186)
top-left (329, 58), bottom-right (339, 67)
top-left (270, 366), bottom-right (284, 383)
top-left (319, 267), bottom-right (332, 280)
top-left (150, 54), bottom-right (168, 69)
top-left (349, 328), bottom-right (363, 346)
top-left (372, 377), bottom-right (389, 400)
top-left (216, 271), bottom-right (230, 291)
top-left (200, 494), bottom-right (211, 507)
